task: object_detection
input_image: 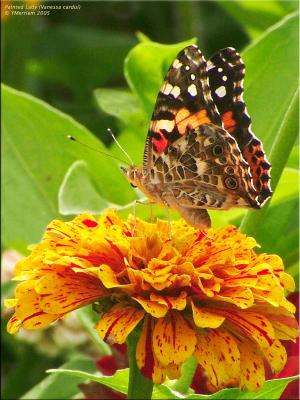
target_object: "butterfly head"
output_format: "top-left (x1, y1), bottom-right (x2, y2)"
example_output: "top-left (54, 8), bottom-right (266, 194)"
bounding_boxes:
top-left (120, 166), bottom-right (143, 189)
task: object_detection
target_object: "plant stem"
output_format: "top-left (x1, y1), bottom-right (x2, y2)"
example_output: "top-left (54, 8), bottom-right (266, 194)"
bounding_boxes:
top-left (127, 327), bottom-right (154, 400)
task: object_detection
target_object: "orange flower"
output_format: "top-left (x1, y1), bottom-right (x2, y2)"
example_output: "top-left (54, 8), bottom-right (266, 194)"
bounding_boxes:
top-left (6, 210), bottom-right (298, 392)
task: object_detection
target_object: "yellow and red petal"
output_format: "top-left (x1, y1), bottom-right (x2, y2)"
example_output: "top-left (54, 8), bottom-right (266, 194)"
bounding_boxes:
top-left (263, 338), bottom-right (287, 373)
top-left (238, 339), bottom-right (265, 391)
top-left (221, 310), bottom-right (275, 351)
top-left (191, 301), bottom-right (225, 328)
top-left (7, 281), bottom-right (59, 333)
top-left (133, 296), bottom-right (168, 318)
top-left (97, 264), bottom-right (133, 292)
top-left (150, 291), bottom-right (187, 311)
top-left (36, 272), bottom-right (106, 314)
top-left (194, 329), bottom-right (240, 389)
top-left (153, 311), bottom-right (196, 366)
top-left (96, 303), bottom-right (145, 344)
top-left (214, 287), bottom-right (254, 309)
top-left (136, 316), bottom-right (166, 384)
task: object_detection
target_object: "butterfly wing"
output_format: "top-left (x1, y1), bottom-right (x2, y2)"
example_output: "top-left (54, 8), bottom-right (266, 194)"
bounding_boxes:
top-left (207, 47), bottom-right (272, 205)
top-left (143, 45), bottom-right (222, 175)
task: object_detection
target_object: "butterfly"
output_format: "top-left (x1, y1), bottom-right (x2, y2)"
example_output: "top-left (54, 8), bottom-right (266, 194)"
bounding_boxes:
top-left (122, 44), bottom-right (271, 228)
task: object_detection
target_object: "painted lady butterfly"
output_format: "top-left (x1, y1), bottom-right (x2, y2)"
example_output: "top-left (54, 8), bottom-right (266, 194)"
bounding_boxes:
top-left (122, 45), bottom-right (271, 228)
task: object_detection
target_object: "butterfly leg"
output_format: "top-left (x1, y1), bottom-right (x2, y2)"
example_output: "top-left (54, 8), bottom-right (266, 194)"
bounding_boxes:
top-left (166, 207), bottom-right (172, 239)
top-left (132, 200), bottom-right (155, 235)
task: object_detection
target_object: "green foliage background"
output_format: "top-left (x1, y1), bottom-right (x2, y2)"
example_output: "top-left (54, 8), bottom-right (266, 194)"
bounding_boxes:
top-left (1, 1), bottom-right (299, 399)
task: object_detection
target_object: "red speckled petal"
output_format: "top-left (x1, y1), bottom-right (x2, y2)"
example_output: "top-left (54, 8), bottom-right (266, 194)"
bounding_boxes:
top-left (133, 296), bottom-right (168, 318)
top-left (214, 287), bottom-right (254, 309)
top-left (97, 303), bottom-right (145, 344)
top-left (263, 338), bottom-right (287, 373)
top-left (36, 272), bottom-right (106, 314)
top-left (153, 311), bottom-right (197, 366)
top-left (238, 339), bottom-right (265, 391)
top-left (7, 281), bottom-right (59, 333)
top-left (221, 310), bottom-right (275, 351)
top-left (191, 301), bottom-right (225, 328)
top-left (136, 316), bottom-right (166, 384)
top-left (195, 329), bottom-right (240, 390)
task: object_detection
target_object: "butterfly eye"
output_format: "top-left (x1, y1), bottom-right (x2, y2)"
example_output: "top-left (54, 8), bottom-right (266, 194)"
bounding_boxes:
top-left (225, 177), bottom-right (238, 190)
top-left (212, 144), bottom-right (223, 156)
top-left (130, 183), bottom-right (137, 188)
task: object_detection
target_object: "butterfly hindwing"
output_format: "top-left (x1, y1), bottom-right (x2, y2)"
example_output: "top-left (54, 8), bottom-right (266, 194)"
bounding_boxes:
top-left (151, 124), bottom-right (259, 211)
top-left (207, 47), bottom-right (271, 205)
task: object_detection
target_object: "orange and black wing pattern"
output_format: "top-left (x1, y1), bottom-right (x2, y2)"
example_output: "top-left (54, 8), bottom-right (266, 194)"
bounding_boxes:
top-left (143, 45), bottom-right (222, 173)
top-left (207, 47), bottom-right (272, 206)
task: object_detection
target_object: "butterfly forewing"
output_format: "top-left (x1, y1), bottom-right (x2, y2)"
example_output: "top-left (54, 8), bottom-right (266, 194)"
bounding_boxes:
top-left (143, 45), bottom-right (222, 175)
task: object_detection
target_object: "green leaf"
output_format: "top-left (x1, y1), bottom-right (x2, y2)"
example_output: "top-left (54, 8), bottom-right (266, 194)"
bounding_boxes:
top-left (21, 355), bottom-right (97, 400)
top-left (173, 356), bottom-right (198, 394)
top-left (239, 13), bottom-right (299, 237)
top-left (94, 88), bottom-right (144, 125)
top-left (124, 38), bottom-right (196, 115)
top-left (75, 305), bottom-right (111, 355)
top-left (28, 25), bottom-right (135, 100)
top-left (46, 365), bottom-right (299, 400)
top-left (154, 376), bottom-right (299, 399)
top-left (219, 1), bottom-right (296, 38)
top-left (242, 13), bottom-right (298, 155)
top-left (58, 160), bottom-right (111, 215)
top-left (47, 367), bottom-right (129, 395)
top-left (286, 145), bottom-right (299, 169)
top-left (2, 84), bottom-right (135, 252)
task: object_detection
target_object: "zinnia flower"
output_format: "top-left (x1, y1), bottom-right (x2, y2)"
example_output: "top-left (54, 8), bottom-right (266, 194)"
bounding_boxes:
top-left (5, 209), bottom-right (298, 392)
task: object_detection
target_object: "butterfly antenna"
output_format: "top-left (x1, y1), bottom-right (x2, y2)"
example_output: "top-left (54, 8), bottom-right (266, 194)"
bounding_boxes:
top-left (67, 135), bottom-right (130, 166)
top-left (107, 128), bottom-right (134, 166)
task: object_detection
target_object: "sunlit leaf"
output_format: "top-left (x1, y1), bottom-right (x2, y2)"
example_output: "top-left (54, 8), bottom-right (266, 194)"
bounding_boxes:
top-left (2, 84), bottom-right (135, 252)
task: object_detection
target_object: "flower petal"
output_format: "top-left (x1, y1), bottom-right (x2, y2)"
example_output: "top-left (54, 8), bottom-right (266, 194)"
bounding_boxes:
top-left (194, 329), bottom-right (240, 389)
top-left (214, 287), bottom-right (254, 309)
top-left (136, 316), bottom-right (166, 384)
top-left (133, 296), bottom-right (168, 318)
top-left (238, 339), bottom-right (265, 391)
top-left (36, 272), bottom-right (106, 313)
top-left (7, 281), bottom-right (59, 333)
top-left (97, 264), bottom-right (134, 292)
top-left (150, 291), bottom-right (187, 311)
top-left (97, 303), bottom-right (145, 344)
top-left (191, 301), bottom-right (225, 328)
top-left (153, 311), bottom-right (196, 366)
top-left (221, 310), bottom-right (275, 351)
top-left (263, 338), bottom-right (287, 373)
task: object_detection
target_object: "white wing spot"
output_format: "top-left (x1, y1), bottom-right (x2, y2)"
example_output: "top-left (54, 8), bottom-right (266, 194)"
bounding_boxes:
top-left (162, 83), bottom-right (173, 95)
top-left (207, 61), bottom-right (214, 70)
top-left (188, 84), bottom-right (197, 96)
top-left (185, 65), bottom-right (190, 71)
top-left (218, 67), bottom-right (223, 72)
top-left (215, 86), bottom-right (226, 97)
top-left (173, 59), bottom-right (182, 69)
top-left (190, 74), bottom-right (196, 80)
top-left (222, 76), bottom-right (228, 82)
top-left (170, 85), bottom-right (181, 98)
